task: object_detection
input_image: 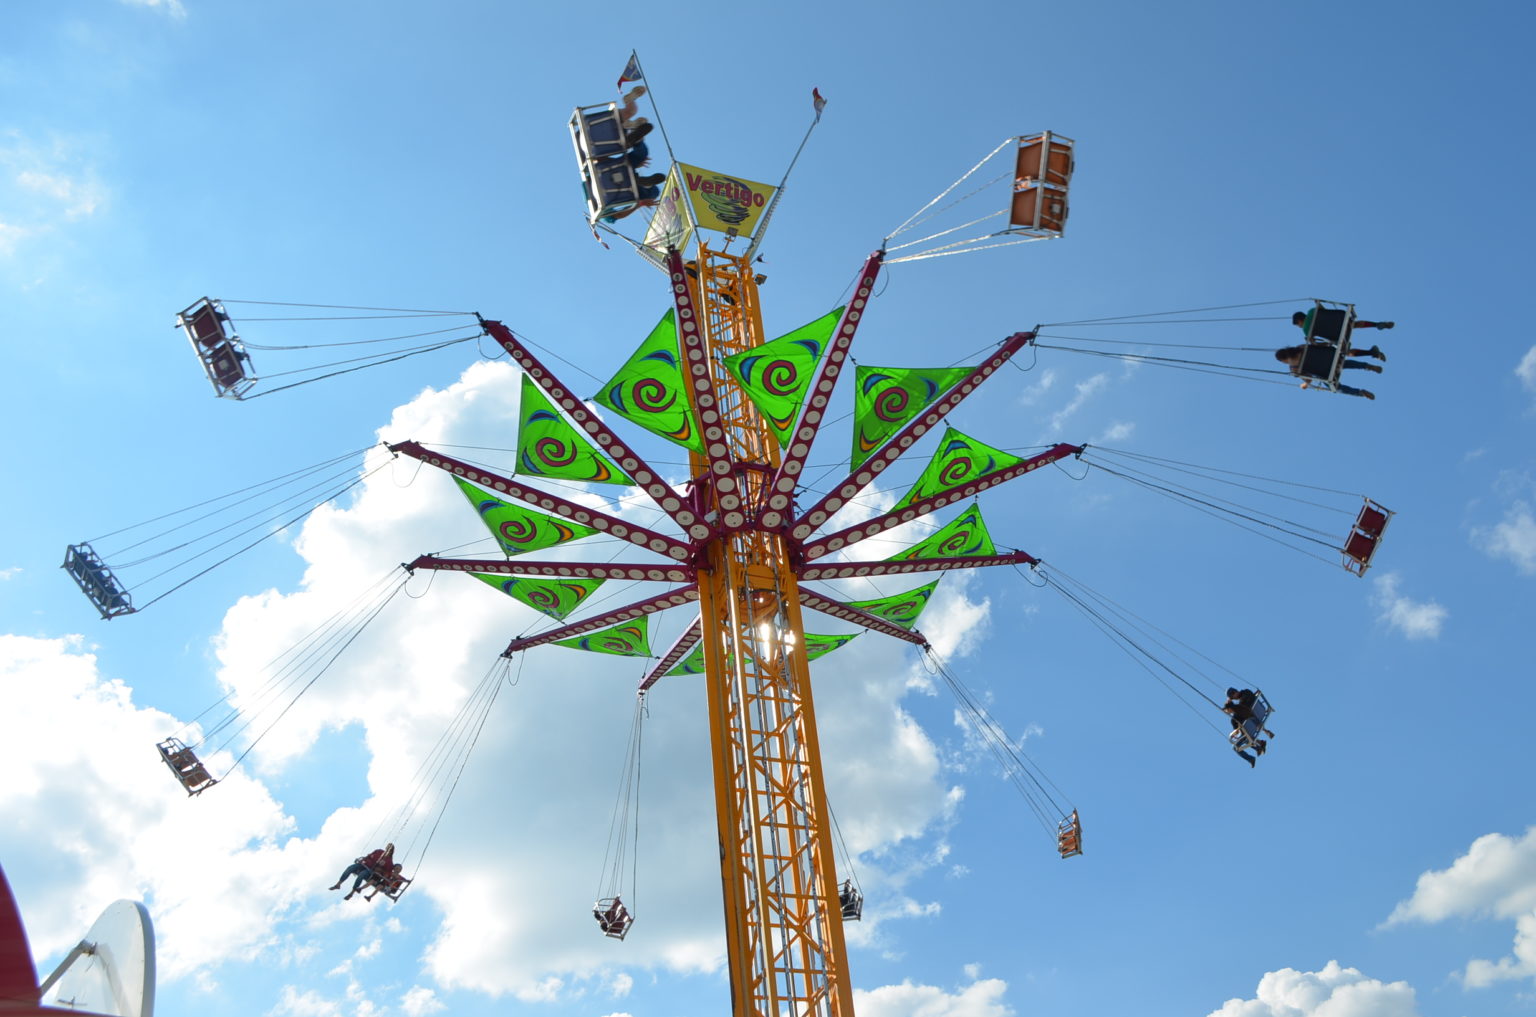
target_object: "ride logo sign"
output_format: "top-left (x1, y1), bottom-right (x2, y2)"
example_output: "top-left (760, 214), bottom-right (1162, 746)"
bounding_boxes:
top-left (676, 161), bottom-right (774, 236)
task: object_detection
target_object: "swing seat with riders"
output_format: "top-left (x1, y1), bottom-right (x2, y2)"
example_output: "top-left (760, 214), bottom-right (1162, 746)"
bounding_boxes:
top-left (593, 896), bottom-right (634, 939)
top-left (1228, 691), bottom-right (1275, 758)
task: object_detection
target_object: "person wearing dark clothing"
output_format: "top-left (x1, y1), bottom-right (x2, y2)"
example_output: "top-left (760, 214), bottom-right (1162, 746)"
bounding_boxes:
top-left (1293, 309), bottom-right (1393, 333)
top-left (1274, 345), bottom-right (1384, 400)
top-left (1224, 688), bottom-right (1268, 768)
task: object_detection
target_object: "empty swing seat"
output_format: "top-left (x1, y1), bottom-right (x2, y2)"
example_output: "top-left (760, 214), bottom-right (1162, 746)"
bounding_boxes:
top-left (1343, 499), bottom-right (1394, 575)
top-left (156, 738), bottom-right (218, 795)
top-left (1008, 131), bottom-right (1074, 238)
top-left (1057, 810), bottom-right (1083, 859)
top-left (62, 543), bottom-right (135, 619)
top-left (177, 298), bottom-right (255, 399)
top-left (593, 897), bottom-right (634, 939)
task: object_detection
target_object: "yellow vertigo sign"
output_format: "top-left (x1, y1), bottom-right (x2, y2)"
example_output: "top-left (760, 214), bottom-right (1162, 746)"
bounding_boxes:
top-left (676, 162), bottom-right (775, 236)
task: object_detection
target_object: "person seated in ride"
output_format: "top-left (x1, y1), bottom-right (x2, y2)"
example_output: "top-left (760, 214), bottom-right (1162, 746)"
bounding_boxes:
top-left (328, 842), bottom-right (394, 900)
top-left (1292, 309), bottom-right (1393, 337)
top-left (363, 863), bottom-right (406, 902)
top-left (594, 898), bottom-right (627, 934)
top-left (1223, 688), bottom-right (1269, 768)
top-left (1273, 345), bottom-right (1385, 400)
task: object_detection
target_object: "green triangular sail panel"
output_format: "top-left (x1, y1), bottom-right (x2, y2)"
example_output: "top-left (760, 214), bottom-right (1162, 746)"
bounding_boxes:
top-left (454, 478), bottom-right (601, 556)
top-left (518, 376), bottom-right (633, 485)
top-left (593, 309), bottom-right (705, 453)
top-left (803, 631), bottom-right (861, 661)
top-left (665, 643), bottom-right (707, 677)
top-left (470, 572), bottom-right (605, 621)
top-left (553, 615), bottom-right (652, 657)
top-left (666, 629), bottom-right (859, 675)
top-left (887, 504), bottom-right (997, 561)
top-left (852, 365), bottom-right (973, 469)
top-left (845, 580), bottom-right (941, 630)
top-left (894, 427), bottom-right (1025, 510)
top-left (722, 307), bottom-right (842, 446)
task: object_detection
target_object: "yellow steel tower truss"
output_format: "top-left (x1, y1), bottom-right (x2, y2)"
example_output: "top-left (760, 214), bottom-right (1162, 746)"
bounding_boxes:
top-left (687, 241), bottom-right (853, 1017)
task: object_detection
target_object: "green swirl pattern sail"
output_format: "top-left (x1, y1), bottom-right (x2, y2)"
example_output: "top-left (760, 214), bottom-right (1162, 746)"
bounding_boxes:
top-left (803, 631), bottom-right (861, 660)
top-left (894, 427), bottom-right (1024, 510)
top-left (665, 642), bottom-right (708, 677)
top-left (722, 307), bottom-right (842, 446)
top-left (887, 504), bottom-right (996, 561)
top-left (454, 478), bottom-right (600, 556)
top-left (518, 376), bottom-right (633, 485)
top-left (665, 629), bottom-right (858, 676)
top-left (852, 365), bottom-right (972, 469)
top-left (553, 616), bottom-right (652, 657)
top-left (846, 580), bottom-right (941, 630)
top-left (593, 309), bottom-right (705, 453)
top-left (470, 572), bottom-right (605, 620)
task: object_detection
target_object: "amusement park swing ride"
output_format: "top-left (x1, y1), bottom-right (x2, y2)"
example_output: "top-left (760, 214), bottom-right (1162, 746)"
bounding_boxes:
top-left (60, 56), bottom-right (1396, 1017)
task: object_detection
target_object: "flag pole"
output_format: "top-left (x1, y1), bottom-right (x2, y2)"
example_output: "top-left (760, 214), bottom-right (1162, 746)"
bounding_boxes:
top-left (744, 88), bottom-right (827, 261)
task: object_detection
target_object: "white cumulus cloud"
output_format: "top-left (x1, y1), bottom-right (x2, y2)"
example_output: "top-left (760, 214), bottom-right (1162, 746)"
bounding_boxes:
top-left (855, 975), bottom-right (1011, 1017)
top-left (1205, 960), bottom-right (1422, 1016)
top-left (1473, 501), bottom-right (1536, 575)
top-left (1049, 373), bottom-right (1108, 433)
top-left (1384, 827), bottom-right (1536, 987)
top-left (398, 986), bottom-right (445, 1016)
top-left (1517, 345), bottom-right (1536, 393)
top-left (1371, 572), bottom-right (1446, 640)
top-left (0, 634), bottom-right (321, 980)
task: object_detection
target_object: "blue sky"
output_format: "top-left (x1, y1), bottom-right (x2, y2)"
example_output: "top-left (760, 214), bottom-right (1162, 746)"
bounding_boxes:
top-left (3, 3), bottom-right (1535, 1017)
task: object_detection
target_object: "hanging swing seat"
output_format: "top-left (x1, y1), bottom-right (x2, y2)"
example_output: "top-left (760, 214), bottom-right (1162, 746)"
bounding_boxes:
top-left (177, 298), bottom-right (255, 399)
top-left (1227, 691), bottom-right (1274, 756)
top-left (1342, 499), bottom-right (1393, 576)
top-left (838, 880), bottom-right (864, 921)
top-left (63, 543), bottom-right (135, 619)
top-left (1295, 300), bottom-right (1358, 394)
top-left (571, 104), bottom-right (651, 222)
top-left (156, 737), bottom-right (218, 795)
top-left (593, 896), bottom-right (634, 939)
top-left (363, 868), bottom-right (411, 902)
top-left (1007, 131), bottom-right (1074, 238)
top-left (1056, 809), bottom-right (1083, 859)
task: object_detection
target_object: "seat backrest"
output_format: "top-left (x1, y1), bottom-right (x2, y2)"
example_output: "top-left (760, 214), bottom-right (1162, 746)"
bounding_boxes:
top-left (1344, 530), bottom-right (1379, 565)
top-left (1357, 506), bottom-right (1389, 537)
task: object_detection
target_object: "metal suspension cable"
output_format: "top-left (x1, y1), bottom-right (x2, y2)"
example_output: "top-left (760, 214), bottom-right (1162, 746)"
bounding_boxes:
top-left (220, 299), bottom-right (473, 315)
top-left (241, 323), bottom-right (480, 351)
top-left (1078, 465), bottom-right (1343, 567)
top-left (1030, 342), bottom-right (1294, 383)
top-left (1087, 446), bottom-right (1363, 499)
top-left (1035, 332), bottom-right (1276, 352)
top-left (216, 571), bottom-right (410, 777)
top-left (922, 648), bottom-right (1073, 837)
top-left (1079, 456), bottom-right (1343, 544)
top-left (1032, 564), bottom-right (1248, 729)
top-left (118, 457), bottom-right (393, 612)
top-left (87, 446), bottom-right (377, 545)
top-left (885, 208), bottom-right (1008, 254)
top-left (1040, 299), bottom-right (1312, 327)
top-left (108, 459), bottom-right (372, 566)
top-left (886, 236), bottom-right (1040, 265)
top-left (886, 136), bottom-right (1014, 241)
top-left (396, 656), bottom-right (514, 876)
top-left (241, 337), bottom-right (484, 400)
top-left (597, 694), bottom-right (647, 906)
top-left (186, 568), bottom-right (407, 747)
